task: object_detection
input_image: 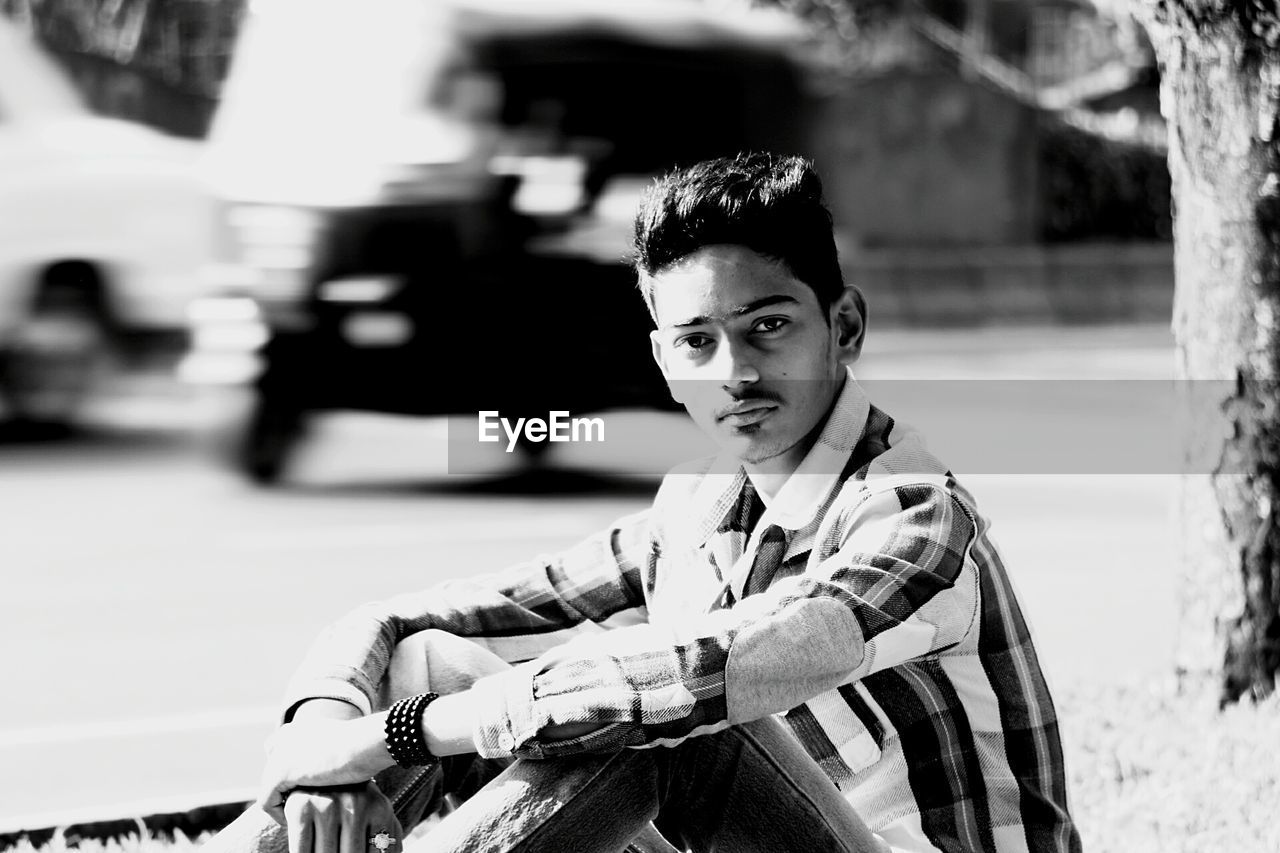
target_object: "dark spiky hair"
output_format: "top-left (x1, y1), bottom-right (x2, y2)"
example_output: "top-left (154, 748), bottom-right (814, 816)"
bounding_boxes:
top-left (633, 153), bottom-right (844, 320)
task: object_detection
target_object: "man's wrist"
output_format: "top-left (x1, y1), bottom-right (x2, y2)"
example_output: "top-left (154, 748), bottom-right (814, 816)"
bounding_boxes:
top-left (422, 691), bottom-right (481, 756)
top-left (352, 712), bottom-right (396, 776)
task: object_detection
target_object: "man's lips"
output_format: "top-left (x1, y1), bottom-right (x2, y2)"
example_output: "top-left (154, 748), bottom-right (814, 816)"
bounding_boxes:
top-left (717, 402), bottom-right (778, 426)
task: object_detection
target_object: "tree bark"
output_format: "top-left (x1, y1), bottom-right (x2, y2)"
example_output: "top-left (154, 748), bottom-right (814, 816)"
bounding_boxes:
top-left (1141, 4), bottom-right (1280, 702)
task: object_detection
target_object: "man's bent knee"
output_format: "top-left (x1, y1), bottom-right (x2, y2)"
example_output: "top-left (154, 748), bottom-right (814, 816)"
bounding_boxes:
top-left (381, 630), bottom-right (509, 708)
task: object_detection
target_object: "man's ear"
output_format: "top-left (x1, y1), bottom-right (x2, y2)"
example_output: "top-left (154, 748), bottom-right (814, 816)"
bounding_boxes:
top-left (831, 284), bottom-right (867, 365)
top-left (650, 330), bottom-right (688, 404)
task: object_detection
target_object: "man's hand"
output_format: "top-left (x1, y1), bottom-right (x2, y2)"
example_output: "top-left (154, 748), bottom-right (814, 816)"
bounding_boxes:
top-left (257, 715), bottom-right (395, 824)
top-left (280, 781), bottom-right (404, 853)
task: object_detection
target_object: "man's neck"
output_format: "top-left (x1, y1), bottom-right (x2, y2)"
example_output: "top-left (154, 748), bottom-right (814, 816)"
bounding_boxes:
top-left (742, 372), bottom-right (847, 505)
top-left (742, 460), bottom-right (791, 507)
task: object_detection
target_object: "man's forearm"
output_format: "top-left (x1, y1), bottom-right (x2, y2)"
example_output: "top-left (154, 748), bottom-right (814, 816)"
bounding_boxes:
top-left (283, 518), bottom-right (652, 726)
top-left (282, 690), bottom-right (511, 763)
top-left (420, 692), bottom-right (478, 756)
top-left (421, 689), bottom-right (604, 757)
top-left (279, 691), bottom-right (509, 765)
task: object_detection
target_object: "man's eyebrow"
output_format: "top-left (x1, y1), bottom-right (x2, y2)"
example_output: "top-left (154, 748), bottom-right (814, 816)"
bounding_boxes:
top-left (666, 295), bottom-right (800, 329)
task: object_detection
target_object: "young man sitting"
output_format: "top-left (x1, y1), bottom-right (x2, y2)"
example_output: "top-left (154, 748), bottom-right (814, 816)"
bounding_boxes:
top-left (205, 153), bottom-right (1081, 853)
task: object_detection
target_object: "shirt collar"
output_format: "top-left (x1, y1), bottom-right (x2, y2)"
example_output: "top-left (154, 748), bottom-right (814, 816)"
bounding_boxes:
top-left (687, 367), bottom-right (871, 546)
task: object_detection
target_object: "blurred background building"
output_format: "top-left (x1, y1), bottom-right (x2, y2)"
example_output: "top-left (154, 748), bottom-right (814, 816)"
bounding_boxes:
top-left (801, 0), bottom-right (1172, 326)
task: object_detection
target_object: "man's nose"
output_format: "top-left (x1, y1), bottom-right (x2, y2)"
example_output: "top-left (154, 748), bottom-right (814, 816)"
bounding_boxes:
top-left (714, 335), bottom-right (760, 387)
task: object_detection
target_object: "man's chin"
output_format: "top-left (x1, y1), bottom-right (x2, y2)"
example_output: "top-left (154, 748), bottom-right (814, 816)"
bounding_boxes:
top-left (716, 431), bottom-right (790, 465)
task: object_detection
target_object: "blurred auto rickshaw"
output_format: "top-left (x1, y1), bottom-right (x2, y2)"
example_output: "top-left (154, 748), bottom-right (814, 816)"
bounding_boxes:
top-left (184, 0), bottom-right (811, 482)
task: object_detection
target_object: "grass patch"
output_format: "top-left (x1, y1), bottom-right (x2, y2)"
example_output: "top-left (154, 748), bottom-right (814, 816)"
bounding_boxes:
top-left (4, 676), bottom-right (1278, 853)
top-left (0, 833), bottom-right (209, 853)
top-left (1060, 674), bottom-right (1280, 852)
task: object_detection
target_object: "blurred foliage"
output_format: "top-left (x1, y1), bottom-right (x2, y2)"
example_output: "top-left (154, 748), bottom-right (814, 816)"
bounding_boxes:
top-left (1038, 116), bottom-right (1172, 242)
top-left (765, 0), bottom-right (965, 75)
top-left (0, 0), bottom-right (244, 97)
top-left (0, 0), bottom-right (245, 135)
top-left (768, 0), bottom-right (907, 41)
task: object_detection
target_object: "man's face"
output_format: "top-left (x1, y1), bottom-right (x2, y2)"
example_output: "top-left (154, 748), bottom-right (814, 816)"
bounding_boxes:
top-left (648, 245), bottom-right (862, 468)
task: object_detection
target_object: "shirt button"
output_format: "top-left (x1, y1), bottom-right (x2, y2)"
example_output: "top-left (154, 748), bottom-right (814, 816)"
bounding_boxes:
top-left (498, 732), bottom-right (515, 752)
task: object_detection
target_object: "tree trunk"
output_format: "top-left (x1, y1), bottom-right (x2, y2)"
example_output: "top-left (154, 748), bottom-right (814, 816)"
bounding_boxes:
top-left (1142, 6), bottom-right (1280, 702)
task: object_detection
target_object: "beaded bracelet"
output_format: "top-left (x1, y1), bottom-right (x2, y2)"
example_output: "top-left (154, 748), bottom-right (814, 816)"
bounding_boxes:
top-left (384, 692), bottom-right (440, 768)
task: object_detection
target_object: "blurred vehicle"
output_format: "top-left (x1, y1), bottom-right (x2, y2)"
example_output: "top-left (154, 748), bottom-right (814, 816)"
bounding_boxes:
top-left (0, 19), bottom-right (214, 425)
top-left (185, 0), bottom-right (811, 482)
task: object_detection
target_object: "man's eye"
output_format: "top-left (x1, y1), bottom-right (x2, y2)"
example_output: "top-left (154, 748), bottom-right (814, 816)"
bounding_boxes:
top-left (753, 317), bottom-right (790, 334)
top-left (677, 335), bottom-right (713, 351)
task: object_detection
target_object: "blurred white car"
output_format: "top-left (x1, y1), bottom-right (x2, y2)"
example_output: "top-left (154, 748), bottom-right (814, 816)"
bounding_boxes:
top-left (0, 18), bottom-right (213, 424)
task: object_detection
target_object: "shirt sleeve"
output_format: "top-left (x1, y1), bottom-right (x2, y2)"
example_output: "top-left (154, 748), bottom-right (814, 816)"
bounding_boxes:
top-left (278, 509), bottom-right (656, 723)
top-left (469, 481), bottom-right (981, 759)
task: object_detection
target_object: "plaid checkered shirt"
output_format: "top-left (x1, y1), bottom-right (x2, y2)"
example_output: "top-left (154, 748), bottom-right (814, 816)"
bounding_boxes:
top-left (283, 372), bottom-right (1081, 852)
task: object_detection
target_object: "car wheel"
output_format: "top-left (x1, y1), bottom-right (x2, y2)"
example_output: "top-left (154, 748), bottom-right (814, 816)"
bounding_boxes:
top-left (1, 289), bottom-right (112, 426)
top-left (239, 393), bottom-right (307, 484)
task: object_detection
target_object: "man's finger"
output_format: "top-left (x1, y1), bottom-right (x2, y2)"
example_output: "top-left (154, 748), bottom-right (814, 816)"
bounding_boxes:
top-left (286, 809), bottom-right (314, 853)
top-left (312, 799), bottom-right (338, 853)
top-left (366, 800), bottom-right (404, 853)
top-left (388, 815), bottom-right (406, 852)
top-left (337, 792), bottom-right (364, 853)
